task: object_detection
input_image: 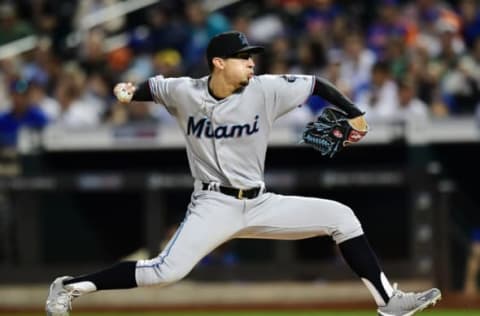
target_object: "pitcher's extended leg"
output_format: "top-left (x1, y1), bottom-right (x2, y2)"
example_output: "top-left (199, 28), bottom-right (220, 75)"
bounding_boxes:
top-left (240, 193), bottom-right (441, 314)
top-left (46, 191), bottom-right (244, 315)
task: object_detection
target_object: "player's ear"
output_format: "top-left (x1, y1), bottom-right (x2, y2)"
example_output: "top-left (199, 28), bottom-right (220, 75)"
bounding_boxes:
top-left (212, 57), bottom-right (225, 70)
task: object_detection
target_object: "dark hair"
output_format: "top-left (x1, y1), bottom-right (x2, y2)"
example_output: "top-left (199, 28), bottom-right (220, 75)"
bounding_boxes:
top-left (208, 57), bottom-right (214, 72)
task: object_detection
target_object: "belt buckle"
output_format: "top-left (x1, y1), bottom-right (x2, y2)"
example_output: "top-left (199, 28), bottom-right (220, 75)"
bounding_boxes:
top-left (237, 189), bottom-right (244, 199)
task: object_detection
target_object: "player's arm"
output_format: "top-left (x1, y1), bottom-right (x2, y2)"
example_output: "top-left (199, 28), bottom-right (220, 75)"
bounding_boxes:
top-left (312, 76), bottom-right (368, 137)
top-left (312, 76), bottom-right (362, 118)
top-left (113, 81), bottom-right (153, 103)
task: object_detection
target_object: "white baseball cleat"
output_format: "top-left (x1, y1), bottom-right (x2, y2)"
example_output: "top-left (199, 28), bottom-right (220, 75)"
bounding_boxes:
top-left (377, 283), bottom-right (442, 316)
top-left (45, 276), bottom-right (80, 316)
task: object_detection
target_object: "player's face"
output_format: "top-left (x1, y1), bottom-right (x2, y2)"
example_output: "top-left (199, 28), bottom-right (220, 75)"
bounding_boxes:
top-left (223, 52), bottom-right (255, 87)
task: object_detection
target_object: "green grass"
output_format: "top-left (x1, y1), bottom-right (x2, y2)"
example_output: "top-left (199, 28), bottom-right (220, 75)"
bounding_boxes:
top-left (5, 311), bottom-right (480, 316)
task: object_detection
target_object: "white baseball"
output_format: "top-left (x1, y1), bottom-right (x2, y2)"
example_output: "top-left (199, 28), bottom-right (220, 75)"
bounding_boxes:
top-left (115, 83), bottom-right (133, 103)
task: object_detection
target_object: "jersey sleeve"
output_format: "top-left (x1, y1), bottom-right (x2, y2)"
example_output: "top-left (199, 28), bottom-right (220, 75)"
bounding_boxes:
top-left (259, 74), bottom-right (315, 120)
top-left (148, 75), bottom-right (184, 112)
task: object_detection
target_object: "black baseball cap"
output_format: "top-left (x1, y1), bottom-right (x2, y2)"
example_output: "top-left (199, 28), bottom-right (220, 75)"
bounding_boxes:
top-left (206, 31), bottom-right (264, 64)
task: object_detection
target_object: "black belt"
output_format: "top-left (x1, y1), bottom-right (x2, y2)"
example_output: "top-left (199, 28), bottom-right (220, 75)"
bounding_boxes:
top-left (202, 183), bottom-right (262, 199)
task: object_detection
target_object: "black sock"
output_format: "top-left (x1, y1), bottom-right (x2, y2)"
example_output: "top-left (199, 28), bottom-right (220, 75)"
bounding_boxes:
top-left (338, 235), bottom-right (391, 304)
top-left (64, 261), bottom-right (138, 290)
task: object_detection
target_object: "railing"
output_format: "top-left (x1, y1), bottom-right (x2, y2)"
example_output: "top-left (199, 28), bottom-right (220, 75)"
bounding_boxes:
top-left (16, 117), bottom-right (480, 154)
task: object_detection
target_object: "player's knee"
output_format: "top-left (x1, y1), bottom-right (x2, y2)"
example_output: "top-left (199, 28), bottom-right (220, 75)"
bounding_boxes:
top-left (331, 204), bottom-right (363, 244)
top-left (135, 259), bottom-right (192, 286)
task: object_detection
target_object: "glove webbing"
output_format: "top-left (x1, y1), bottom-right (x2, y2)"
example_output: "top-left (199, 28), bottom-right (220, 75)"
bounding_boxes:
top-left (303, 133), bottom-right (339, 157)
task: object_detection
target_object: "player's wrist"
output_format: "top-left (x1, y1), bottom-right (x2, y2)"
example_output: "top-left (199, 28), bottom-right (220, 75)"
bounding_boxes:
top-left (131, 80), bottom-right (153, 102)
top-left (346, 107), bottom-right (364, 119)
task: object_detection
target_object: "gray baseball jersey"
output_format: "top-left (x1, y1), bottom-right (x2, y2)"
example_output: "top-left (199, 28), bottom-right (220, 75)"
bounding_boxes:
top-left (136, 74), bottom-right (363, 287)
top-left (148, 74), bottom-right (314, 189)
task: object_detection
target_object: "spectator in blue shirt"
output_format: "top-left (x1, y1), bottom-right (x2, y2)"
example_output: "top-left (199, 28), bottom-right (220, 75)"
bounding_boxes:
top-left (0, 79), bottom-right (48, 147)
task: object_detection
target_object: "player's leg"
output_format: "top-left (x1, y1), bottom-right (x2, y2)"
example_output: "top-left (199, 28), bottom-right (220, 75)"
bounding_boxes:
top-left (46, 190), bottom-right (244, 315)
top-left (237, 193), bottom-right (440, 315)
top-left (237, 193), bottom-right (393, 303)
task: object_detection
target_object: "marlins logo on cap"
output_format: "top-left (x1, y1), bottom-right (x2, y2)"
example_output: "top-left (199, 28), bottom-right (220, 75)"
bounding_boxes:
top-left (237, 32), bottom-right (249, 46)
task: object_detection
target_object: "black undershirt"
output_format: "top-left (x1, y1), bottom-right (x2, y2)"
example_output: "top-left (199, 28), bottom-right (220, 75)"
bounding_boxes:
top-left (132, 81), bottom-right (153, 102)
top-left (312, 76), bottom-right (363, 118)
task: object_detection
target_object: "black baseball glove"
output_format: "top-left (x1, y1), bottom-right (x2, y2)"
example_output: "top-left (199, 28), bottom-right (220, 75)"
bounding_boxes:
top-left (301, 107), bottom-right (368, 157)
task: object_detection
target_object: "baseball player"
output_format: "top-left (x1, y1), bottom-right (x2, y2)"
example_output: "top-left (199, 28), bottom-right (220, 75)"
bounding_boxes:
top-left (46, 31), bottom-right (441, 316)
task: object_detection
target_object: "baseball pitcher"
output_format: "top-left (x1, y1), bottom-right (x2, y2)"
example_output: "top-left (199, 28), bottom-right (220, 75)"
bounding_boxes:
top-left (46, 31), bottom-right (441, 316)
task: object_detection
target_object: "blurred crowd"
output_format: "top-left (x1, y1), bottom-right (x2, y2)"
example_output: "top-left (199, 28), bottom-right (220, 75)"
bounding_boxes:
top-left (1, 0), bottom-right (480, 147)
